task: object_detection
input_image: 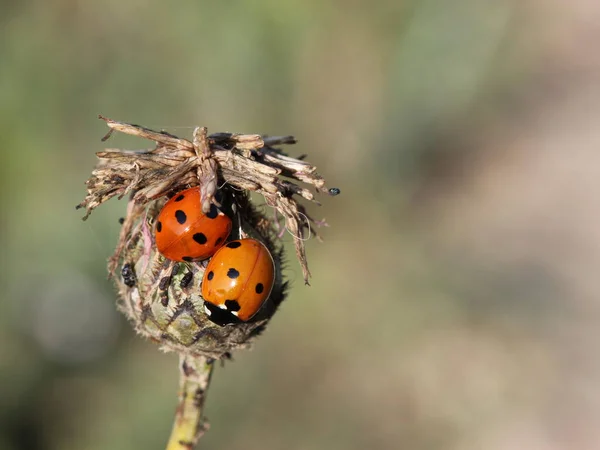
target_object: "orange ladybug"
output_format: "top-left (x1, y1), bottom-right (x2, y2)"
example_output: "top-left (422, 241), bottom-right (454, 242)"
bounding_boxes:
top-left (201, 239), bottom-right (275, 325)
top-left (155, 187), bottom-right (232, 262)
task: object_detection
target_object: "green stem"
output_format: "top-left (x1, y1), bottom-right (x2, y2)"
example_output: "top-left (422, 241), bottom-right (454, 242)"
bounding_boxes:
top-left (166, 354), bottom-right (215, 450)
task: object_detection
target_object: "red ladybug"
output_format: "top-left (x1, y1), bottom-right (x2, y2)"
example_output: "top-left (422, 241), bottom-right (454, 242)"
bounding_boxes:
top-left (201, 239), bottom-right (275, 325)
top-left (155, 187), bottom-right (232, 262)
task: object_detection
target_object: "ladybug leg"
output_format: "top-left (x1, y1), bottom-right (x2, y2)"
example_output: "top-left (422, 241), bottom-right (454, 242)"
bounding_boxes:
top-left (230, 194), bottom-right (248, 239)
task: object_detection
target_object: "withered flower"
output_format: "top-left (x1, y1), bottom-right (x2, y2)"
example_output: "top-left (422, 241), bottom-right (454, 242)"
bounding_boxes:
top-left (78, 116), bottom-right (339, 449)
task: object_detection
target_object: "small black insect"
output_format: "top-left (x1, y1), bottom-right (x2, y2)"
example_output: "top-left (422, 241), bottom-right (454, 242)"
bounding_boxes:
top-left (121, 263), bottom-right (137, 287)
top-left (328, 187), bottom-right (341, 196)
top-left (159, 276), bottom-right (171, 291)
top-left (180, 271), bottom-right (194, 289)
top-left (160, 291), bottom-right (169, 307)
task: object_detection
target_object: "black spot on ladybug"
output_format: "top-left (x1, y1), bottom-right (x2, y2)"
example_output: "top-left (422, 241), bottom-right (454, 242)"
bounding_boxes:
top-left (180, 271), bottom-right (193, 288)
top-left (207, 271), bottom-right (214, 281)
top-left (193, 233), bottom-right (207, 245)
top-left (215, 237), bottom-right (223, 246)
top-left (226, 241), bottom-right (242, 249)
top-left (255, 283), bottom-right (264, 294)
top-left (159, 276), bottom-right (170, 291)
top-left (175, 194), bottom-right (185, 202)
top-left (227, 268), bottom-right (240, 279)
top-left (182, 256), bottom-right (194, 262)
top-left (156, 221), bottom-right (162, 232)
top-left (118, 217), bottom-right (125, 224)
top-left (175, 210), bottom-right (187, 224)
top-left (206, 204), bottom-right (218, 219)
top-left (121, 263), bottom-right (137, 287)
top-left (203, 301), bottom-right (241, 326)
top-left (224, 300), bottom-right (241, 312)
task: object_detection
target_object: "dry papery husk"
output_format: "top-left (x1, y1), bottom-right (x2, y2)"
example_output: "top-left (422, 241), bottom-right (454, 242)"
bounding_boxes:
top-left (77, 116), bottom-right (338, 358)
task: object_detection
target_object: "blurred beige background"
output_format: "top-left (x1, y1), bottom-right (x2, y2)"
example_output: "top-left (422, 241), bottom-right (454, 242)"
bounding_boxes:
top-left (2, 0), bottom-right (600, 449)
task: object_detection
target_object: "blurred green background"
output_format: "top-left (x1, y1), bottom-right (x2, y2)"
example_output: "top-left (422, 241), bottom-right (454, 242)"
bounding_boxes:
top-left (2, 0), bottom-right (599, 449)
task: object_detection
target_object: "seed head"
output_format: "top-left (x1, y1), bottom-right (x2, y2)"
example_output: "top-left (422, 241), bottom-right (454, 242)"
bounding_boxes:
top-left (78, 116), bottom-right (339, 359)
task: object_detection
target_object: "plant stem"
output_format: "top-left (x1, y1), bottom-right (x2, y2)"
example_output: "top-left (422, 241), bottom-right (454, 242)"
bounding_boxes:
top-left (166, 354), bottom-right (215, 450)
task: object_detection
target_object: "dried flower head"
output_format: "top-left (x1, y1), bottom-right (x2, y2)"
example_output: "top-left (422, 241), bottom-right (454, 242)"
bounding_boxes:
top-left (77, 116), bottom-right (339, 359)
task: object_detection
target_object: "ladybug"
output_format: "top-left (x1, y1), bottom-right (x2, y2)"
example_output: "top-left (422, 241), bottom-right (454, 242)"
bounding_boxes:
top-left (155, 187), bottom-right (232, 262)
top-left (201, 239), bottom-right (275, 326)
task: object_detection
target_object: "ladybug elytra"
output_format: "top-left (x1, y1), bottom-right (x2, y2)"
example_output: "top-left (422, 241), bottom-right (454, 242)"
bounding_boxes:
top-left (201, 239), bottom-right (275, 326)
top-left (155, 187), bottom-right (232, 262)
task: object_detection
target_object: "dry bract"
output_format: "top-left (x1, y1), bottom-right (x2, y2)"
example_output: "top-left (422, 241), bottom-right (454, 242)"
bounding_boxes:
top-left (79, 116), bottom-right (336, 283)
